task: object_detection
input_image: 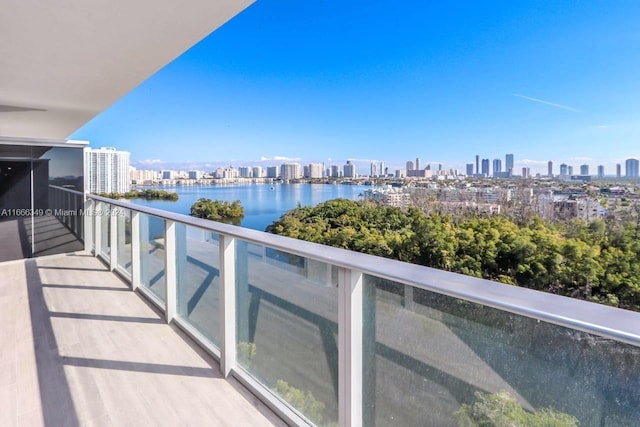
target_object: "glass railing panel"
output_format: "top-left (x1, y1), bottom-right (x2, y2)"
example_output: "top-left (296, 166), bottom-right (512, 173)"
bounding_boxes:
top-left (235, 241), bottom-right (339, 426)
top-left (99, 203), bottom-right (110, 257)
top-left (139, 213), bottom-right (166, 302)
top-left (116, 208), bottom-right (132, 275)
top-left (176, 224), bottom-right (221, 346)
top-left (362, 274), bottom-right (640, 426)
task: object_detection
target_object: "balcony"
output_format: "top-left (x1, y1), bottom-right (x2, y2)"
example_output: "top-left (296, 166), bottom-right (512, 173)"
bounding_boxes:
top-left (3, 186), bottom-right (640, 426)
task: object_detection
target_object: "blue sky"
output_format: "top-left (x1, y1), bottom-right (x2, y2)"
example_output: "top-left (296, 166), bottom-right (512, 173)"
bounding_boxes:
top-left (70, 1), bottom-right (640, 174)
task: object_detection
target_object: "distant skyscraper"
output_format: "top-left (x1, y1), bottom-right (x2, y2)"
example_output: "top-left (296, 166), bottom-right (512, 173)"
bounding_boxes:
top-left (616, 164), bottom-right (622, 178)
top-left (466, 163), bottom-right (474, 176)
top-left (492, 159), bottom-right (502, 178)
top-left (567, 166), bottom-right (574, 176)
top-left (344, 160), bottom-right (356, 178)
top-left (85, 147), bottom-right (130, 194)
top-left (370, 162), bottom-right (377, 177)
top-left (625, 158), bottom-right (639, 178)
top-left (308, 163), bottom-right (324, 179)
top-left (560, 163), bottom-right (568, 177)
top-left (522, 167), bottom-right (530, 179)
top-left (580, 164), bottom-right (589, 176)
top-left (505, 154), bottom-right (514, 175)
top-left (475, 155), bottom-right (480, 175)
top-left (238, 166), bottom-right (252, 178)
top-left (415, 157), bottom-right (421, 170)
top-left (379, 162), bottom-right (385, 177)
top-left (266, 166), bottom-right (278, 178)
top-left (406, 160), bottom-right (414, 171)
top-left (597, 165), bottom-right (604, 178)
top-left (252, 166), bottom-right (263, 178)
top-left (280, 163), bottom-right (302, 180)
top-left (331, 165), bottom-right (340, 178)
top-left (547, 161), bottom-right (553, 177)
top-left (481, 158), bottom-right (489, 177)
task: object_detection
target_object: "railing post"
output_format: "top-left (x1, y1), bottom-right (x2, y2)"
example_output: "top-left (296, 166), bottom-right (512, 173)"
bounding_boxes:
top-left (110, 206), bottom-right (118, 271)
top-left (338, 267), bottom-right (363, 427)
top-left (220, 235), bottom-right (236, 377)
top-left (83, 198), bottom-right (94, 254)
top-left (404, 284), bottom-right (415, 311)
top-left (165, 220), bottom-right (177, 323)
top-left (131, 211), bottom-right (141, 291)
top-left (94, 202), bottom-right (102, 257)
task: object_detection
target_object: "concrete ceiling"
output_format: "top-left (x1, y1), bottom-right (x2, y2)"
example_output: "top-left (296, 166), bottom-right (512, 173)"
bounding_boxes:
top-left (0, 0), bottom-right (253, 140)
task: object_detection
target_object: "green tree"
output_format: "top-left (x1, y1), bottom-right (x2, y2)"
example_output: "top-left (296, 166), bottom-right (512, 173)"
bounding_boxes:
top-left (190, 198), bottom-right (244, 225)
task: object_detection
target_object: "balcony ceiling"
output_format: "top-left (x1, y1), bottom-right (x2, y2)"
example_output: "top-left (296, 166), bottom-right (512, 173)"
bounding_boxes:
top-left (0, 0), bottom-right (253, 140)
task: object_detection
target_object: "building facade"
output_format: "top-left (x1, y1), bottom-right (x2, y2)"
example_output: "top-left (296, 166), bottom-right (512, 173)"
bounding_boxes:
top-left (85, 147), bottom-right (130, 194)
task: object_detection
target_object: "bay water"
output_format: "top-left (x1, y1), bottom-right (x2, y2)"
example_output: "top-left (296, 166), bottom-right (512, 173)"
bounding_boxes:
top-left (129, 183), bottom-right (369, 231)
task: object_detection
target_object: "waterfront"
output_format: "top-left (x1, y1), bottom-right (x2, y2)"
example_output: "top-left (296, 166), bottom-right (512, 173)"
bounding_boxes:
top-left (129, 183), bottom-right (370, 231)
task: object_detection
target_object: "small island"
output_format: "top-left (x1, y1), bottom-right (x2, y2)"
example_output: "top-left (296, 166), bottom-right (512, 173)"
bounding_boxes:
top-left (97, 189), bottom-right (179, 201)
top-left (190, 198), bottom-right (244, 226)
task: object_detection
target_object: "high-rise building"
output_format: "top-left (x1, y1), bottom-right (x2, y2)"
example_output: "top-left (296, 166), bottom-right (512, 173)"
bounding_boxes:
top-left (266, 166), bottom-right (278, 178)
top-left (567, 166), bottom-right (574, 176)
top-left (475, 155), bottom-right (480, 175)
top-left (522, 167), bottom-right (530, 179)
top-left (280, 163), bottom-right (302, 181)
top-left (625, 158), bottom-right (639, 178)
top-left (580, 164), bottom-right (589, 176)
top-left (252, 166), bottom-right (263, 178)
top-left (308, 163), bottom-right (324, 179)
top-left (492, 159), bottom-right (502, 178)
top-left (85, 147), bottom-right (130, 194)
top-left (505, 154), bottom-right (514, 175)
top-left (616, 164), bottom-right (622, 178)
top-left (344, 161), bottom-right (356, 178)
top-left (415, 157), bottom-right (421, 170)
top-left (597, 165), bottom-right (605, 178)
top-left (370, 162), bottom-right (377, 177)
top-left (481, 158), bottom-right (489, 177)
top-left (548, 161), bottom-right (553, 177)
top-left (406, 160), bottom-right (414, 171)
top-left (331, 165), bottom-right (341, 178)
top-left (560, 163), bottom-right (568, 177)
top-left (238, 166), bottom-right (252, 178)
top-left (466, 163), bottom-right (474, 176)
top-left (379, 162), bottom-right (385, 177)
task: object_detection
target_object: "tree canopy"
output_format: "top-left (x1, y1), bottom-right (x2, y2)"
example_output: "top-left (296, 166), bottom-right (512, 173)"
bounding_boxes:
top-left (267, 198), bottom-right (640, 311)
top-left (190, 198), bottom-right (244, 226)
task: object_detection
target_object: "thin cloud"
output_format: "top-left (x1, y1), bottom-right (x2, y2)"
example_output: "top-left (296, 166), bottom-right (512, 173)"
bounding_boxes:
top-left (135, 159), bottom-right (165, 165)
top-left (512, 93), bottom-right (582, 113)
top-left (259, 156), bottom-right (301, 161)
top-left (520, 159), bottom-right (549, 166)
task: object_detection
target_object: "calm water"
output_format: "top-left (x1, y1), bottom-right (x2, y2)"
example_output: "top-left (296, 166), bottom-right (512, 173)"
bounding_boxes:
top-left (129, 183), bottom-right (369, 231)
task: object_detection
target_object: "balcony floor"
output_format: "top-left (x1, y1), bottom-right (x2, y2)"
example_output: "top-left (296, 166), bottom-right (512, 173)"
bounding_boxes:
top-left (0, 252), bottom-right (284, 426)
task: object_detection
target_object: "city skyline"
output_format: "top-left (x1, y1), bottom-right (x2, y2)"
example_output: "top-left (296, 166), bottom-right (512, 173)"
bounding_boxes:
top-left (69, 2), bottom-right (640, 173)
top-left (129, 151), bottom-right (640, 179)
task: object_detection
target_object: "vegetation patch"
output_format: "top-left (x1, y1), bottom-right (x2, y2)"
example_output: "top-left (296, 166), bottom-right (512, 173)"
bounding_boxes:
top-left (189, 198), bottom-right (244, 225)
top-left (97, 189), bottom-right (179, 201)
top-left (267, 198), bottom-right (640, 311)
top-left (455, 391), bottom-right (578, 427)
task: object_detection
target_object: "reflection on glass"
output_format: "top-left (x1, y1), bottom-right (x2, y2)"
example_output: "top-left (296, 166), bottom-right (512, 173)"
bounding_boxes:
top-left (117, 209), bottom-right (132, 274)
top-left (35, 145), bottom-right (84, 257)
top-left (100, 203), bottom-right (110, 257)
top-left (362, 275), bottom-right (640, 426)
top-left (0, 144), bottom-right (84, 261)
top-left (139, 213), bottom-right (166, 302)
top-left (236, 241), bottom-right (338, 425)
top-left (176, 225), bottom-right (220, 345)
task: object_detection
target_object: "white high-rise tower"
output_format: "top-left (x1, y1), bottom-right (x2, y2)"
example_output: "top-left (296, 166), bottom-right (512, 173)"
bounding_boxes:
top-left (85, 147), bottom-right (130, 194)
